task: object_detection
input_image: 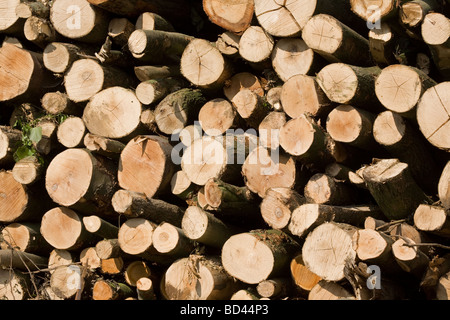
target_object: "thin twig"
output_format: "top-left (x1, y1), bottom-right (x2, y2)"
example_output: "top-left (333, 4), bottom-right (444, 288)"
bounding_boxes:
top-left (375, 218), bottom-right (407, 231)
top-left (389, 233), bottom-right (450, 250)
top-left (26, 262), bottom-right (83, 274)
top-left (1, 237), bottom-right (41, 298)
top-left (403, 242), bottom-right (450, 250)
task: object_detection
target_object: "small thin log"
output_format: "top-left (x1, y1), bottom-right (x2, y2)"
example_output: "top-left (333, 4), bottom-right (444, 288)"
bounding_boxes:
top-left (41, 91), bottom-right (81, 116)
top-left (180, 38), bottom-right (233, 91)
top-left (260, 187), bottom-right (305, 231)
top-left (112, 189), bottom-right (184, 227)
top-left (108, 17), bottom-right (135, 47)
top-left (373, 111), bottom-right (441, 194)
top-left (181, 206), bottom-right (242, 248)
top-left (48, 249), bottom-right (73, 273)
top-left (82, 215), bottom-right (119, 239)
top-left (203, 178), bottom-right (262, 227)
top-left (0, 249), bottom-right (48, 271)
top-left (289, 204), bottom-right (383, 239)
top-left (128, 29), bottom-right (193, 64)
top-left (118, 218), bottom-right (175, 266)
top-left (135, 12), bottom-right (175, 31)
top-left (170, 170), bottom-right (199, 201)
top-left (80, 247), bottom-right (101, 270)
top-left (41, 207), bottom-right (101, 251)
top-left (362, 159), bottom-right (432, 220)
top-left (152, 222), bottom-right (195, 258)
top-left (290, 254), bottom-right (322, 295)
top-left (304, 173), bottom-right (358, 206)
top-left (136, 277), bottom-right (156, 300)
top-left (302, 14), bottom-right (371, 66)
top-left (56, 116), bottom-right (86, 148)
top-left (117, 135), bottom-right (176, 198)
top-left (222, 229), bottom-right (301, 284)
top-left (95, 239), bottom-right (124, 260)
top-left (392, 237), bottom-right (430, 278)
top-left (83, 133), bottom-right (125, 160)
top-left (413, 204), bottom-right (450, 237)
top-left (101, 257), bottom-right (124, 275)
top-left (123, 261), bottom-right (153, 287)
top-left (12, 156), bottom-right (43, 185)
top-left (92, 279), bottom-right (134, 300)
top-left (163, 254), bottom-right (241, 300)
top-left (1, 222), bottom-right (52, 255)
top-left (256, 277), bottom-right (293, 299)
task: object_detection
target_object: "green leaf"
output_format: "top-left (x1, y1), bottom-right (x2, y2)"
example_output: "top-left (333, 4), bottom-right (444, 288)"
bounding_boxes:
top-left (29, 127), bottom-right (42, 143)
top-left (14, 146), bottom-right (35, 162)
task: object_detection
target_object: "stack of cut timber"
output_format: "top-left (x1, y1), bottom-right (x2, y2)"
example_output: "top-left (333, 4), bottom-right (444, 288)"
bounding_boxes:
top-left (0, 0), bottom-right (450, 301)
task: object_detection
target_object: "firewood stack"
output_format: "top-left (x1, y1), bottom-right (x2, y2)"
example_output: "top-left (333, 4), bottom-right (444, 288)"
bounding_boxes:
top-left (0, 0), bottom-right (450, 301)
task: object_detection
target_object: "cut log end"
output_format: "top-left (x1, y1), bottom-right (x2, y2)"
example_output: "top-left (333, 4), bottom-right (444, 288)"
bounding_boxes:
top-left (50, 265), bottom-right (82, 299)
top-left (57, 117), bottom-right (86, 148)
top-left (414, 204), bottom-right (450, 236)
top-left (302, 222), bottom-right (357, 281)
top-left (421, 13), bottom-right (450, 46)
top-left (0, 171), bottom-right (30, 223)
top-left (317, 63), bottom-right (366, 105)
top-left (353, 229), bottom-right (391, 262)
top-left (326, 105), bottom-right (374, 147)
top-left (0, 44), bottom-right (41, 102)
top-left (280, 74), bottom-right (331, 119)
top-left (439, 162), bottom-right (450, 209)
top-left (290, 254), bottom-right (322, 292)
top-left (350, 0), bottom-right (396, 23)
top-left (302, 14), bottom-right (344, 57)
top-left (65, 59), bottom-right (105, 103)
top-left (221, 233), bottom-right (277, 284)
top-left (181, 206), bottom-right (210, 241)
top-left (124, 261), bottom-right (152, 287)
top-left (181, 39), bottom-right (232, 90)
top-left (45, 148), bottom-right (94, 207)
top-left (181, 136), bottom-right (229, 186)
top-left (198, 98), bottom-right (237, 136)
top-left (223, 72), bottom-right (264, 101)
top-left (373, 110), bottom-right (406, 146)
top-left (118, 218), bottom-right (154, 256)
top-left (222, 230), bottom-right (300, 285)
top-left (118, 135), bottom-right (175, 198)
top-left (40, 207), bottom-right (83, 250)
top-left (375, 64), bottom-right (433, 115)
top-left (239, 26), bottom-right (274, 64)
top-left (12, 156), bottom-right (42, 185)
top-left (279, 114), bottom-right (322, 158)
top-left (242, 146), bottom-right (297, 198)
top-left (203, 0), bottom-right (254, 34)
top-left (417, 82), bottom-right (450, 151)
top-left (50, 0), bottom-right (108, 43)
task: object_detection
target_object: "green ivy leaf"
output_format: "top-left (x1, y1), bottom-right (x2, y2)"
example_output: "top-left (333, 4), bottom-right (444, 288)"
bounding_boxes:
top-left (29, 127), bottom-right (42, 143)
top-left (14, 146), bottom-right (35, 162)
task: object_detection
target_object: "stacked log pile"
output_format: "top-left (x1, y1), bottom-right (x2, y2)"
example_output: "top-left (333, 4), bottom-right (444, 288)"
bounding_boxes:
top-left (0, 0), bottom-right (450, 301)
